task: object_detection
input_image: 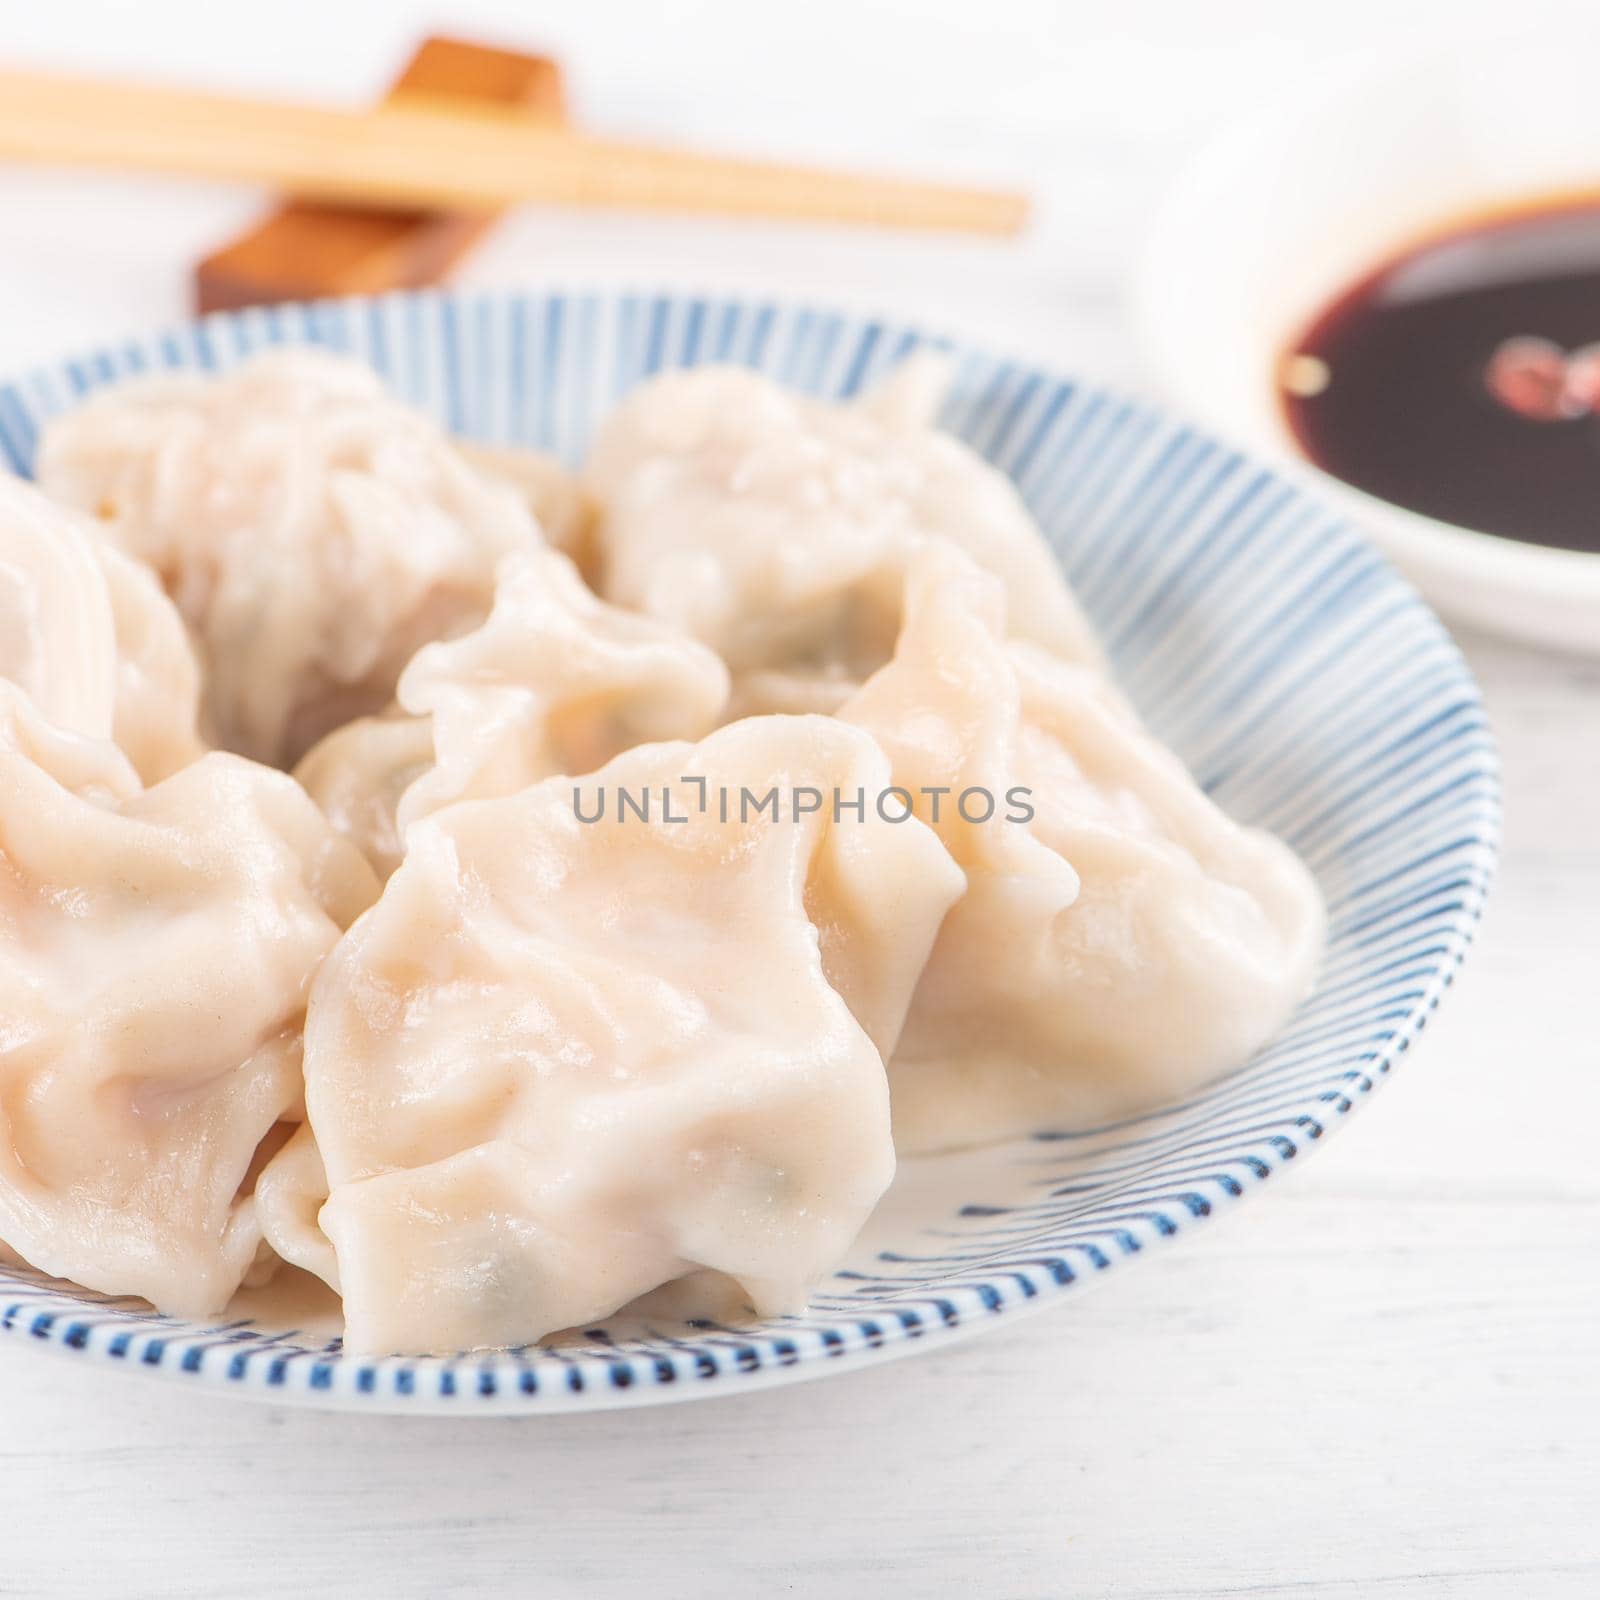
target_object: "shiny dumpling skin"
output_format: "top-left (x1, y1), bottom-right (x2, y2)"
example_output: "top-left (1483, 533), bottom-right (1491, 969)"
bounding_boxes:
top-left (583, 359), bottom-right (1104, 716)
top-left (395, 547), bottom-right (730, 828)
top-left (292, 711), bottom-right (435, 882)
top-left (35, 349), bottom-right (540, 767)
top-left (0, 472), bottom-right (118, 740)
top-left (292, 548), bottom-right (730, 878)
top-left (0, 471), bottom-right (205, 782)
top-left (93, 540), bottom-right (206, 782)
top-left (840, 543), bottom-right (1326, 1152)
top-left (254, 1121), bottom-right (340, 1292)
top-left (299, 715), bottom-right (965, 1355)
top-left (0, 683), bottom-right (379, 1316)
top-left (454, 441), bottom-right (595, 577)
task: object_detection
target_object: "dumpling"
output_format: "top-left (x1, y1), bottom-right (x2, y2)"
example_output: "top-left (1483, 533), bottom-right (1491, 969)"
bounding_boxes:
top-left (93, 541), bottom-right (206, 782)
top-left (293, 547), bottom-right (729, 877)
top-left (839, 542), bottom-right (1325, 1152)
top-left (0, 472), bottom-right (117, 741)
top-left (0, 472), bottom-right (205, 782)
top-left (36, 349), bottom-right (541, 767)
top-left (0, 682), bottom-right (378, 1316)
top-left (395, 548), bottom-right (730, 827)
top-left (291, 715), bottom-right (964, 1354)
top-left (455, 441), bottom-right (595, 577)
top-left (849, 348), bottom-right (954, 432)
top-left (254, 1122), bottom-right (339, 1291)
top-left (583, 358), bottom-right (1103, 717)
top-left (292, 712), bottom-right (436, 883)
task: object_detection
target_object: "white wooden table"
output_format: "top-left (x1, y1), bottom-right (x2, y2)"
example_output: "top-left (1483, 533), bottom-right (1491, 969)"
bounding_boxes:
top-left (1, 3), bottom-right (1596, 1595)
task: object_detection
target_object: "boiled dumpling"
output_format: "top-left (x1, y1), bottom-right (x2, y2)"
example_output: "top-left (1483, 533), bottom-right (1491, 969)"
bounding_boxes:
top-left (396, 547), bottom-right (729, 827)
top-left (0, 472), bottom-right (205, 782)
top-left (0, 682), bottom-right (378, 1317)
top-left (583, 359), bottom-right (1104, 717)
top-left (36, 349), bottom-right (540, 766)
top-left (455, 441), bottom-right (595, 577)
top-left (293, 715), bottom-right (964, 1354)
top-left (0, 473), bottom-right (118, 741)
top-left (292, 712), bottom-right (436, 882)
top-left (2, 341), bottom-right (1334, 1352)
top-left (254, 1122), bottom-right (339, 1291)
top-left (840, 543), bottom-right (1325, 1151)
top-left (93, 540), bottom-right (206, 782)
top-left (850, 348), bottom-right (953, 432)
top-left (293, 547), bottom-right (729, 877)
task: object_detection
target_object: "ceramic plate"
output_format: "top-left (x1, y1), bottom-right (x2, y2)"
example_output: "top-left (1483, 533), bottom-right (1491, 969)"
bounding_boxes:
top-left (0, 291), bottom-right (1499, 1412)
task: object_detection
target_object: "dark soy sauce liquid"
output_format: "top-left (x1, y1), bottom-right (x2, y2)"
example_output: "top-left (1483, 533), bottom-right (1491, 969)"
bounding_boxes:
top-left (1282, 197), bottom-right (1600, 553)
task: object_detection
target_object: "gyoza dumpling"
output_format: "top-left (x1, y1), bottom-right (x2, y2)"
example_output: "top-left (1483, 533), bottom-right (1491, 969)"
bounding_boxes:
top-left (0, 473), bottom-right (117, 740)
top-left (584, 358), bottom-right (1103, 717)
top-left (396, 547), bottom-right (729, 827)
top-left (455, 441), bottom-right (595, 577)
top-left (292, 712), bottom-right (436, 882)
top-left (36, 349), bottom-right (540, 766)
top-left (254, 1122), bottom-right (339, 1291)
top-left (840, 543), bottom-right (1325, 1152)
top-left (293, 547), bottom-right (729, 877)
top-left (93, 541), bottom-right (206, 782)
top-left (0, 682), bottom-right (378, 1316)
top-left (0, 473), bottom-right (204, 782)
top-left (291, 715), bottom-right (964, 1354)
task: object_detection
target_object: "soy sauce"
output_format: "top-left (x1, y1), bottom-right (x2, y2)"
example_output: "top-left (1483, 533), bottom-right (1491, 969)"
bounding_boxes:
top-left (1281, 197), bottom-right (1600, 553)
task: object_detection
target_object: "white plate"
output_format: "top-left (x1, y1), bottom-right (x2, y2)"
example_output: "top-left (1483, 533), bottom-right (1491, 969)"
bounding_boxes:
top-left (1135, 39), bottom-right (1600, 655)
top-left (0, 290), bottom-right (1498, 1412)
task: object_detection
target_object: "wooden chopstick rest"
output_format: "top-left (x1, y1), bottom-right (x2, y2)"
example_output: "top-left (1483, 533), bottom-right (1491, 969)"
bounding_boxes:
top-left (195, 36), bottom-right (566, 313)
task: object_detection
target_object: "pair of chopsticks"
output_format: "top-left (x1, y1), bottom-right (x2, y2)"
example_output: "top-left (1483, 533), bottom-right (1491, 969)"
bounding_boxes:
top-left (0, 67), bottom-right (1028, 236)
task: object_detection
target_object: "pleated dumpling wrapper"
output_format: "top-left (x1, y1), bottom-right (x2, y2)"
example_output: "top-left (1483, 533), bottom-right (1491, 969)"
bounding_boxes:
top-left (840, 542), bottom-right (1326, 1152)
top-left (0, 471), bottom-right (204, 782)
top-left (0, 471), bottom-right (118, 740)
top-left (454, 440), bottom-right (596, 576)
top-left (0, 682), bottom-right (379, 1317)
top-left (35, 349), bottom-right (544, 767)
top-left (294, 546), bottom-right (729, 878)
top-left (583, 357), bottom-right (1103, 718)
top-left (292, 712), bottom-right (436, 884)
top-left (93, 539), bottom-right (207, 782)
top-left (288, 715), bottom-right (965, 1355)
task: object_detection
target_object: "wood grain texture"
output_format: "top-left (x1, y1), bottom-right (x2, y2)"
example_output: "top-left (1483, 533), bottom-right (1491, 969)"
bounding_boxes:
top-left (0, 69), bottom-right (1028, 238)
top-left (1, 1183), bottom-right (1595, 1598)
top-left (194, 37), bottom-right (567, 313)
top-left (0, 3), bottom-right (1596, 1595)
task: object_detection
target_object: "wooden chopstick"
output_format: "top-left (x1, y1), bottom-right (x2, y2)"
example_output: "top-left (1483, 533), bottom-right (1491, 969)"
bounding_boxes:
top-left (195, 38), bottom-right (570, 312)
top-left (0, 67), bottom-right (1029, 236)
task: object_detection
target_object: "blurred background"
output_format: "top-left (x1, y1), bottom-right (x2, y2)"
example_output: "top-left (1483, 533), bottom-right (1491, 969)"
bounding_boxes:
top-left (1, 0), bottom-right (1590, 378)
